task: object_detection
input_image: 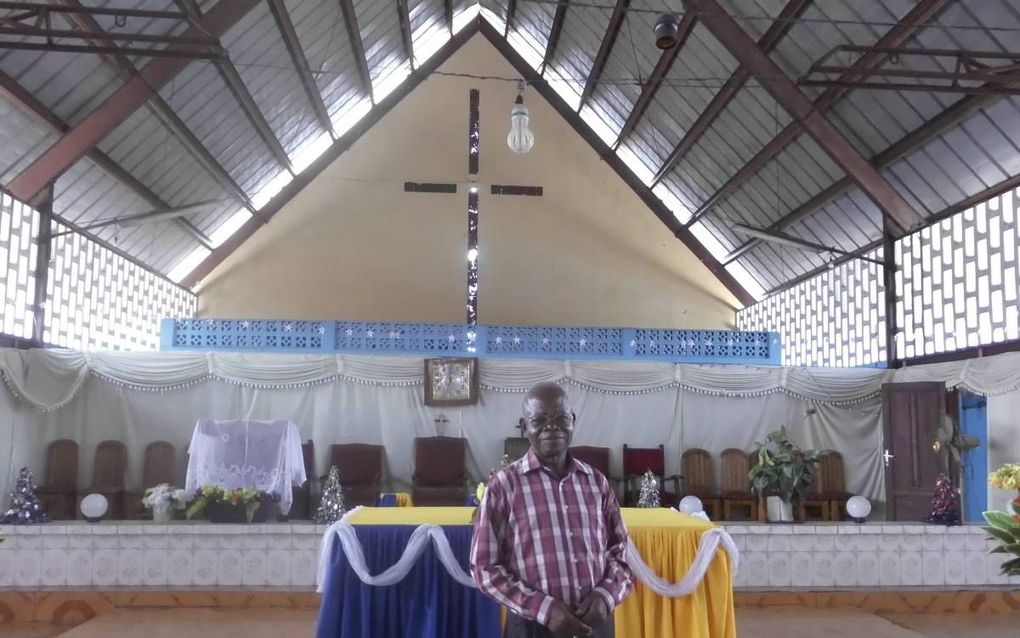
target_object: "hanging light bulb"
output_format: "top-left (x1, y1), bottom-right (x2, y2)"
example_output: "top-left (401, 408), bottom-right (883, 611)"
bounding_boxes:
top-left (507, 80), bottom-right (535, 154)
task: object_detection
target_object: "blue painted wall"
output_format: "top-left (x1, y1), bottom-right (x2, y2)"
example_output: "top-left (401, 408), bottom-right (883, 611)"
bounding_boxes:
top-left (959, 391), bottom-right (988, 522)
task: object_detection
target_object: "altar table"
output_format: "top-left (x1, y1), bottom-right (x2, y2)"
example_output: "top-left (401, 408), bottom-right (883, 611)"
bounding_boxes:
top-left (315, 508), bottom-right (735, 638)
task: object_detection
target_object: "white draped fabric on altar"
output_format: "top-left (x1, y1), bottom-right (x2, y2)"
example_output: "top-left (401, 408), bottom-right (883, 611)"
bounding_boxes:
top-left (1, 347), bottom-right (1018, 512)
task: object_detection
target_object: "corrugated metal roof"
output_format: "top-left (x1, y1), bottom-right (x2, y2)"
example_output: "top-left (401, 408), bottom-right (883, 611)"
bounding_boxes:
top-left (2, 0), bottom-right (1019, 302)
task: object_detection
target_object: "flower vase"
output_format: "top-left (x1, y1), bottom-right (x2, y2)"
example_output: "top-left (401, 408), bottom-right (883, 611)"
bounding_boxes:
top-left (152, 502), bottom-right (173, 524)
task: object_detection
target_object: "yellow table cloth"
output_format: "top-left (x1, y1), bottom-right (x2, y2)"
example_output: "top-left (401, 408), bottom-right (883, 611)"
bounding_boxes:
top-left (344, 507), bottom-right (735, 638)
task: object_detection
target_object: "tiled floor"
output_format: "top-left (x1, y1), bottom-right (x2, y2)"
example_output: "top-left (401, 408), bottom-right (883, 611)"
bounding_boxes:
top-left (4, 607), bottom-right (1018, 637)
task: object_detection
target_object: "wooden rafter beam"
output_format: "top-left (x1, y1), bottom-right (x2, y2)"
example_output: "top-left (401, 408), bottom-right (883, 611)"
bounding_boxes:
top-left (8, 0), bottom-right (258, 207)
top-left (614, 13), bottom-right (694, 148)
top-left (180, 19), bottom-right (480, 289)
top-left (176, 0), bottom-right (293, 173)
top-left (50, 0), bottom-right (255, 213)
top-left (651, 0), bottom-right (812, 186)
top-left (578, 0), bottom-right (628, 109)
top-left (724, 92), bottom-right (995, 264)
top-left (684, 0), bottom-right (951, 227)
top-left (0, 70), bottom-right (213, 249)
top-left (395, 0), bottom-right (415, 68)
top-left (541, 0), bottom-right (569, 73)
top-left (478, 19), bottom-right (755, 307)
top-left (682, 0), bottom-right (925, 233)
top-left (267, 0), bottom-right (335, 139)
top-left (339, 0), bottom-right (373, 102)
top-left (504, 0), bottom-right (517, 37)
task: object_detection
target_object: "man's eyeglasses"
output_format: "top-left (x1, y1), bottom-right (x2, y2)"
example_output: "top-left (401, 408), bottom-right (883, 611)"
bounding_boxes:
top-left (526, 413), bottom-right (574, 430)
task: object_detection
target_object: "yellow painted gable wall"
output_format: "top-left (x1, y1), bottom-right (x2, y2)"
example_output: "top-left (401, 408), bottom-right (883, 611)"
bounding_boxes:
top-left (196, 35), bottom-right (740, 329)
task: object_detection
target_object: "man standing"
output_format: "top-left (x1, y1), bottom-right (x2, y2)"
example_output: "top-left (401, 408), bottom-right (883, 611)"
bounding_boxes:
top-left (470, 382), bottom-right (633, 637)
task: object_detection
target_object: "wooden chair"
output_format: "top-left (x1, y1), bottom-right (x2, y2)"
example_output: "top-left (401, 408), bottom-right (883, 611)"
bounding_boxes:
top-left (820, 451), bottom-right (854, 521)
top-left (680, 448), bottom-right (721, 519)
top-left (720, 448), bottom-right (756, 521)
top-left (327, 443), bottom-right (384, 508)
top-left (800, 468), bottom-right (830, 522)
top-left (126, 441), bottom-right (176, 520)
top-left (78, 440), bottom-right (127, 520)
top-left (289, 440), bottom-right (314, 519)
top-left (569, 446), bottom-right (613, 478)
top-left (412, 436), bottom-right (468, 506)
top-left (504, 437), bottom-right (530, 463)
top-left (36, 439), bottom-right (78, 520)
top-left (622, 444), bottom-right (680, 507)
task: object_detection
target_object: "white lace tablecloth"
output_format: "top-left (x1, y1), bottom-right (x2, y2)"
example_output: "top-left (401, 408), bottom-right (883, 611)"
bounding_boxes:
top-left (185, 419), bottom-right (306, 514)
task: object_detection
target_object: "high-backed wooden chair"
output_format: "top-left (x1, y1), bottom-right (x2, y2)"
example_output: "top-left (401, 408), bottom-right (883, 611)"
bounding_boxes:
top-left (413, 437), bottom-right (468, 506)
top-left (570, 446), bottom-right (616, 481)
top-left (504, 437), bottom-right (530, 463)
top-left (328, 443), bottom-right (384, 508)
top-left (78, 440), bottom-right (127, 520)
top-left (800, 467), bottom-right (830, 522)
top-left (37, 439), bottom-right (79, 520)
top-left (126, 441), bottom-right (176, 520)
top-left (289, 440), bottom-right (314, 519)
top-left (820, 451), bottom-right (853, 521)
top-left (680, 448), bottom-right (721, 519)
top-left (622, 444), bottom-right (680, 507)
top-left (720, 448), bottom-right (755, 521)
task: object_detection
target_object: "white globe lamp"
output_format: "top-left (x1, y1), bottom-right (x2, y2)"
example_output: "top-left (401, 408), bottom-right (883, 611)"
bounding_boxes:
top-left (80, 493), bottom-right (108, 523)
top-left (846, 495), bottom-right (871, 523)
top-left (678, 495), bottom-right (704, 515)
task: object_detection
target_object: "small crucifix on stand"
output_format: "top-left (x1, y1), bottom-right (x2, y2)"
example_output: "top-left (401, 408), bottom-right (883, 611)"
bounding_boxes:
top-left (404, 88), bottom-right (543, 325)
top-left (434, 413), bottom-right (450, 437)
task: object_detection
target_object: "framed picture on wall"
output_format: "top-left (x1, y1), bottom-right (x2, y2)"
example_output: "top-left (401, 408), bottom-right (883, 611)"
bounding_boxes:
top-left (424, 358), bottom-right (479, 406)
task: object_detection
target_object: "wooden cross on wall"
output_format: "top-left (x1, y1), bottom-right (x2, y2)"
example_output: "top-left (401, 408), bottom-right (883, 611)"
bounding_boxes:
top-left (405, 89), bottom-right (543, 326)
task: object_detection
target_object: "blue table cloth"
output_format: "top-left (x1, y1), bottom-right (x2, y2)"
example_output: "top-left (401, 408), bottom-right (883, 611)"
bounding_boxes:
top-left (315, 524), bottom-right (501, 638)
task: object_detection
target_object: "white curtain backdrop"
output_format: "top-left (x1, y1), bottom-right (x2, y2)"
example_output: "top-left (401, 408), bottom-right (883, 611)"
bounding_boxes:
top-left (0, 347), bottom-right (1015, 513)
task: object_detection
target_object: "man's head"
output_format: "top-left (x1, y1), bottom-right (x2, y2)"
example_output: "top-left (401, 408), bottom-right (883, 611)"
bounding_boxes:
top-left (521, 382), bottom-right (575, 459)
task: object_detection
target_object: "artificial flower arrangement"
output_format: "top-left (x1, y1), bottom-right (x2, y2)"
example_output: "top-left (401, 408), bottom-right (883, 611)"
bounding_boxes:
top-left (983, 463), bottom-right (1020, 576)
top-left (186, 486), bottom-right (279, 523)
top-left (989, 463), bottom-right (1020, 491)
top-left (141, 484), bottom-right (190, 510)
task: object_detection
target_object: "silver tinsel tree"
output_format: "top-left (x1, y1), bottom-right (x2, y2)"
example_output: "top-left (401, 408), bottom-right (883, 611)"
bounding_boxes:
top-left (315, 465), bottom-right (345, 524)
top-left (637, 470), bottom-right (661, 508)
top-left (1, 467), bottom-right (49, 524)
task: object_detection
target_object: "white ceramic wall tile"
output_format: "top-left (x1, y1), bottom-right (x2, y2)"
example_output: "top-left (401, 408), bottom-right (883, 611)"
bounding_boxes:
top-left (167, 549), bottom-right (194, 587)
top-left (790, 552), bottom-right (813, 587)
top-left (767, 552), bottom-right (791, 587)
top-left (857, 552), bottom-right (879, 587)
top-left (66, 549), bottom-right (92, 586)
top-left (143, 549), bottom-right (169, 586)
top-left (812, 552), bottom-right (836, 587)
top-left (811, 534), bottom-right (835, 552)
top-left (40, 548), bottom-right (67, 586)
top-left (986, 554), bottom-right (1012, 585)
top-left (192, 549), bottom-right (218, 586)
top-left (217, 549), bottom-right (244, 586)
top-left (92, 549), bottom-right (118, 586)
top-left (242, 549), bottom-right (268, 586)
top-left (880, 549), bottom-right (903, 585)
top-left (900, 551), bottom-right (924, 586)
top-left (266, 549), bottom-right (292, 587)
top-left (0, 550), bottom-right (15, 587)
top-left (743, 552), bottom-right (768, 587)
top-left (290, 550), bottom-right (318, 587)
top-left (922, 551), bottom-right (945, 586)
top-left (833, 552), bottom-right (857, 587)
top-left (943, 550), bottom-right (966, 585)
top-left (117, 549), bottom-right (143, 586)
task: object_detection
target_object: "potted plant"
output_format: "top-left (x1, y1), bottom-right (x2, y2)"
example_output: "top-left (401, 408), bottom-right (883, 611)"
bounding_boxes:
top-left (748, 427), bottom-right (828, 523)
top-left (141, 484), bottom-right (190, 524)
top-left (185, 486), bottom-right (280, 523)
top-left (984, 463), bottom-right (1020, 576)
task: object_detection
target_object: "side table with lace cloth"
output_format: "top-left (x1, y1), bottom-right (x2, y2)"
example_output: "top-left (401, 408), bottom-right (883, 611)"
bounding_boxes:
top-left (185, 419), bottom-right (307, 515)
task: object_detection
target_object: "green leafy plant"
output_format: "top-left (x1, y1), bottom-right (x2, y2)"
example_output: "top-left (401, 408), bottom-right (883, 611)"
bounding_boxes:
top-left (983, 496), bottom-right (1020, 576)
top-left (185, 486), bottom-right (278, 523)
top-left (748, 427), bottom-right (828, 508)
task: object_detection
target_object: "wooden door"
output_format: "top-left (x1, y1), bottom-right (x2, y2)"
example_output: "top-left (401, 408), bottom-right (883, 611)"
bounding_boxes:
top-left (882, 382), bottom-right (945, 520)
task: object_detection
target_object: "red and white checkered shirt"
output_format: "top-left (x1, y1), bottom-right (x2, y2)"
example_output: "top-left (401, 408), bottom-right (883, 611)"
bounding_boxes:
top-left (469, 449), bottom-right (633, 625)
